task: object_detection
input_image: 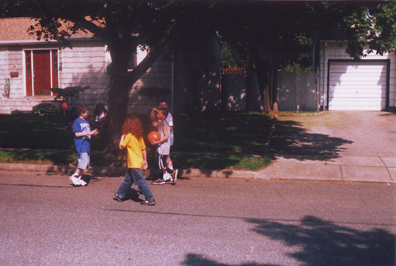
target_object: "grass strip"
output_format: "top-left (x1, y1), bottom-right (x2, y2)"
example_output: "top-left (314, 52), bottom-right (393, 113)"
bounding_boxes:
top-left (0, 149), bottom-right (271, 171)
top-left (171, 152), bottom-right (272, 171)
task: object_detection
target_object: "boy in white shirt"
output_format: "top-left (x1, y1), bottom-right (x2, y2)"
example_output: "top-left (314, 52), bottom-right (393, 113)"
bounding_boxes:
top-left (150, 108), bottom-right (177, 185)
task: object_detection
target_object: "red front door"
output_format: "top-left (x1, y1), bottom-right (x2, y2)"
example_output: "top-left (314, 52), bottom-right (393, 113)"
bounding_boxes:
top-left (25, 50), bottom-right (58, 96)
top-left (33, 50), bottom-right (51, 95)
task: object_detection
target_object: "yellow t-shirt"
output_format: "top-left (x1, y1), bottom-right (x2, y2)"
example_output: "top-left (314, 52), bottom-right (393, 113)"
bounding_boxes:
top-left (121, 133), bottom-right (146, 169)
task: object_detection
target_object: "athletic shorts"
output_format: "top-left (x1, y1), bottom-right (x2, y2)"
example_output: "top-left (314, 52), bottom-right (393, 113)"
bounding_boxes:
top-left (77, 152), bottom-right (90, 170)
top-left (155, 154), bottom-right (168, 170)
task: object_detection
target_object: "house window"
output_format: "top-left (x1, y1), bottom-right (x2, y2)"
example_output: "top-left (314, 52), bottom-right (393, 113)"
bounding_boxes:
top-left (105, 45), bottom-right (145, 72)
top-left (26, 52), bottom-right (31, 74)
top-left (128, 52), bottom-right (137, 70)
top-left (53, 50), bottom-right (58, 73)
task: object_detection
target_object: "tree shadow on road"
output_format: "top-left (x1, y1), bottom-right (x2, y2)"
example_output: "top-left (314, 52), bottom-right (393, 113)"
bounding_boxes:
top-left (246, 215), bottom-right (395, 266)
top-left (269, 120), bottom-right (353, 161)
top-left (180, 215), bottom-right (394, 266)
top-left (181, 253), bottom-right (279, 266)
top-left (379, 112), bottom-right (396, 117)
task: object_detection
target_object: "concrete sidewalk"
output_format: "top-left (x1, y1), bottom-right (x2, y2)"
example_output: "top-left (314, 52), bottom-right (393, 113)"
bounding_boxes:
top-left (260, 154), bottom-right (396, 183)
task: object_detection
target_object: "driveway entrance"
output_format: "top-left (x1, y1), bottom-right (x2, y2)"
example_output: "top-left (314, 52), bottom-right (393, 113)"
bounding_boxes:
top-left (270, 111), bottom-right (396, 159)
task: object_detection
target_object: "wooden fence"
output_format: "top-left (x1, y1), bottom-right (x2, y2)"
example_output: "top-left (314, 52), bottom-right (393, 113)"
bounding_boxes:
top-left (220, 69), bottom-right (318, 112)
top-left (276, 72), bottom-right (318, 112)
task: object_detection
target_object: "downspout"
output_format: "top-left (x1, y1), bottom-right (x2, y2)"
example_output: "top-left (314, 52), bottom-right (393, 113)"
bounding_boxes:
top-left (313, 31), bottom-right (320, 111)
top-left (171, 54), bottom-right (175, 114)
top-left (323, 42), bottom-right (327, 110)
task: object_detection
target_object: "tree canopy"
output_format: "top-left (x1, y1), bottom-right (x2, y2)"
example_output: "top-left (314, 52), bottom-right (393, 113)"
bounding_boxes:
top-left (215, 1), bottom-right (396, 112)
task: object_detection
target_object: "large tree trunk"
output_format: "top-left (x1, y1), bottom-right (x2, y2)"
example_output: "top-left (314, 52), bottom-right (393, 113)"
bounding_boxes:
top-left (104, 37), bottom-right (170, 156)
top-left (102, 11), bottom-right (178, 157)
top-left (254, 54), bottom-right (272, 114)
top-left (106, 74), bottom-right (129, 157)
top-left (271, 68), bottom-right (279, 113)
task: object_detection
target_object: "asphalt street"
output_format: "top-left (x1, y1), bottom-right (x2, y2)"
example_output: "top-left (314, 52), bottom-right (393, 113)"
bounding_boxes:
top-left (0, 170), bottom-right (395, 266)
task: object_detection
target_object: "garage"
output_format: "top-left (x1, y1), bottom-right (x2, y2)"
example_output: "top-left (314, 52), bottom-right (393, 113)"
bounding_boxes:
top-left (328, 60), bottom-right (389, 110)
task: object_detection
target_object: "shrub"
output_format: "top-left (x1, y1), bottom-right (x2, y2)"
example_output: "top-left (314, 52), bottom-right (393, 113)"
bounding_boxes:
top-left (32, 103), bottom-right (57, 116)
top-left (10, 110), bottom-right (24, 116)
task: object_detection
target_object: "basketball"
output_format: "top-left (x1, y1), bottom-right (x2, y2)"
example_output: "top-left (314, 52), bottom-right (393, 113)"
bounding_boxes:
top-left (150, 108), bottom-right (158, 121)
top-left (148, 131), bottom-right (160, 143)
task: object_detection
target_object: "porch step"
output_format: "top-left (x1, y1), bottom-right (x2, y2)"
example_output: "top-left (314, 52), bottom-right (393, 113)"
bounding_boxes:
top-left (0, 98), bottom-right (60, 114)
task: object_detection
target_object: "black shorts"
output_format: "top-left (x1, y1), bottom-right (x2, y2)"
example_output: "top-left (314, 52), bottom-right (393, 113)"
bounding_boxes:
top-left (155, 154), bottom-right (169, 170)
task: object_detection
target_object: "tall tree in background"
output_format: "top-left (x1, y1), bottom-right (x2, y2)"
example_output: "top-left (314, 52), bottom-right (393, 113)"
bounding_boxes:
top-left (216, 1), bottom-right (396, 113)
top-left (337, 1), bottom-right (396, 59)
top-left (216, 1), bottom-right (324, 113)
top-left (2, 0), bottom-right (188, 157)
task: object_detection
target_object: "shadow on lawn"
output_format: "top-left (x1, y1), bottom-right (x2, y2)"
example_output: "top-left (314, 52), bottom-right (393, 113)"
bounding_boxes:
top-left (269, 120), bottom-right (353, 161)
top-left (181, 216), bottom-right (395, 266)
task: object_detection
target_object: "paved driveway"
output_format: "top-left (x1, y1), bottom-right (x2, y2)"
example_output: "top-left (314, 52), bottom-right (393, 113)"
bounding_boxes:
top-left (270, 111), bottom-right (396, 159)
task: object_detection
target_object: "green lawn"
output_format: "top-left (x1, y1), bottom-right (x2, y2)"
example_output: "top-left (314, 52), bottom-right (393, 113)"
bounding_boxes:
top-left (0, 112), bottom-right (273, 171)
top-left (0, 115), bottom-right (107, 150)
top-left (173, 112), bottom-right (271, 153)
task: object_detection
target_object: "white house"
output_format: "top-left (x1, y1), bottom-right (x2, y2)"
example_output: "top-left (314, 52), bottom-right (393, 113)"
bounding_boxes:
top-left (0, 17), bottom-right (107, 113)
top-left (0, 17), bottom-right (225, 116)
top-left (318, 41), bottom-right (396, 112)
top-left (0, 17), bottom-right (182, 114)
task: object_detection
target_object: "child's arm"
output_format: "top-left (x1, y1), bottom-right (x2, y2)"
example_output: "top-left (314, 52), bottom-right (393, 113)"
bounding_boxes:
top-left (119, 134), bottom-right (126, 149)
top-left (152, 120), bottom-right (159, 127)
top-left (151, 124), bottom-right (169, 145)
top-left (75, 129), bottom-right (99, 137)
top-left (142, 149), bottom-right (148, 169)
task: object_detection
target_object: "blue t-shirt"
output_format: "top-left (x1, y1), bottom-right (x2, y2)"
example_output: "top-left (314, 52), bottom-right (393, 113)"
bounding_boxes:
top-left (73, 117), bottom-right (91, 155)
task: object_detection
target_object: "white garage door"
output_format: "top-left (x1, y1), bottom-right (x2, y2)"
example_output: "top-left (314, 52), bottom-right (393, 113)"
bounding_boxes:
top-left (328, 61), bottom-right (388, 110)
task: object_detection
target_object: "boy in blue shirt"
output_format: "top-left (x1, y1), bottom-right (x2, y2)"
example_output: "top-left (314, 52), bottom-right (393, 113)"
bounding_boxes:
top-left (70, 104), bottom-right (99, 186)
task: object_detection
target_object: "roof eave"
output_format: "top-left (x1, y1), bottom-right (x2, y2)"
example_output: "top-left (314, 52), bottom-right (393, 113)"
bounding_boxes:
top-left (0, 36), bottom-right (95, 46)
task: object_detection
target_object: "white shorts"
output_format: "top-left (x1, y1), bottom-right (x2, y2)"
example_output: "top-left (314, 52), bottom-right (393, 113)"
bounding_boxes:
top-left (77, 153), bottom-right (90, 170)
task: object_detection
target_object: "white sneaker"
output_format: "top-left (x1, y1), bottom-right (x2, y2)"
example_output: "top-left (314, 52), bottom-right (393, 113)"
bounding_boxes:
top-left (78, 176), bottom-right (87, 186)
top-left (163, 172), bottom-right (172, 182)
top-left (69, 175), bottom-right (81, 186)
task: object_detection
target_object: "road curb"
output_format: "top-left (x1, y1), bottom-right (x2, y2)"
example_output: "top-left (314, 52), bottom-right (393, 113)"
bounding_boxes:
top-left (0, 162), bottom-right (260, 179)
top-left (1, 161), bottom-right (394, 183)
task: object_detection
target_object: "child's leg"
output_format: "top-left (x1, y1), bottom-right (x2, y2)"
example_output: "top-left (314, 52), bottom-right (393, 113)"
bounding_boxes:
top-left (70, 153), bottom-right (89, 186)
top-left (166, 155), bottom-right (173, 170)
top-left (152, 154), bottom-right (167, 184)
top-left (160, 155), bottom-right (173, 181)
top-left (131, 169), bottom-right (154, 201)
top-left (74, 153), bottom-right (90, 176)
top-left (163, 156), bottom-right (174, 175)
top-left (166, 153), bottom-right (177, 182)
top-left (157, 154), bottom-right (170, 178)
top-left (116, 169), bottom-right (134, 198)
top-left (74, 168), bottom-right (83, 176)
